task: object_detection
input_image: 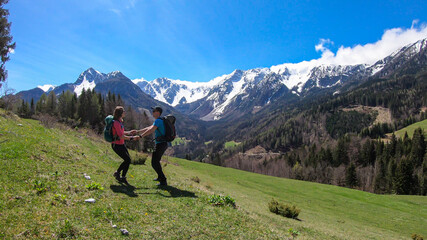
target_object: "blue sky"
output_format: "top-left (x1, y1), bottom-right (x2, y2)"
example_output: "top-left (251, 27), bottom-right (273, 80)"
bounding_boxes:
top-left (5, 0), bottom-right (427, 92)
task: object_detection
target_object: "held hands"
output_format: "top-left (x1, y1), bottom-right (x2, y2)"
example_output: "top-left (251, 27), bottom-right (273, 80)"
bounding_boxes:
top-left (130, 130), bottom-right (138, 135)
top-left (131, 135), bottom-right (141, 141)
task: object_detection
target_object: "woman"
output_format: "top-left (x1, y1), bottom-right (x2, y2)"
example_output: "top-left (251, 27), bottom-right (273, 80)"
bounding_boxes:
top-left (111, 106), bottom-right (139, 184)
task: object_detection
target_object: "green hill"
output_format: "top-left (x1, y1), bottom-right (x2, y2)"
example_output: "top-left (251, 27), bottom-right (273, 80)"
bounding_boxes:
top-left (1, 109), bottom-right (426, 239)
top-left (392, 119), bottom-right (427, 139)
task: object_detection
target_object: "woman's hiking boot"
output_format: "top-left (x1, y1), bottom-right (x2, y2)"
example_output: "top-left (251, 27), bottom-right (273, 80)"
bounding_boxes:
top-left (113, 171), bottom-right (121, 181)
top-left (119, 177), bottom-right (129, 185)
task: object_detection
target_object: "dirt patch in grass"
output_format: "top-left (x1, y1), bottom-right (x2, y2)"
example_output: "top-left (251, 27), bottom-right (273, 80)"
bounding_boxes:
top-left (342, 105), bottom-right (392, 125)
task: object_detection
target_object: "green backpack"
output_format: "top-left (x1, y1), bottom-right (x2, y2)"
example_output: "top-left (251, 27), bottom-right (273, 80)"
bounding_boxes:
top-left (103, 115), bottom-right (116, 142)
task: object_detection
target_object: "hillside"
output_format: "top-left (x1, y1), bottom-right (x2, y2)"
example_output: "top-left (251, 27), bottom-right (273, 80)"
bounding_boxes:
top-left (0, 109), bottom-right (426, 239)
top-left (391, 119), bottom-right (427, 138)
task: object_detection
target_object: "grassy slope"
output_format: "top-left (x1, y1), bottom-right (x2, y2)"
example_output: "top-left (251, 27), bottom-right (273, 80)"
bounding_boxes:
top-left (392, 119), bottom-right (427, 138)
top-left (1, 109), bottom-right (426, 239)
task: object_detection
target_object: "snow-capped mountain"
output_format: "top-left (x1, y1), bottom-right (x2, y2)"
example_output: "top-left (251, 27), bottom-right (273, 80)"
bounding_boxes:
top-left (17, 38), bottom-right (427, 122)
top-left (132, 77), bottom-right (218, 107)
top-left (17, 68), bottom-right (135, 103)
top-left (171, 38), bottom-right (427, 121)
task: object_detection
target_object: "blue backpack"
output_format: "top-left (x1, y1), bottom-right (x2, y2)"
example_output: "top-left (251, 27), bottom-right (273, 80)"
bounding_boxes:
top-left (104, 115), bottom-right (116, 142)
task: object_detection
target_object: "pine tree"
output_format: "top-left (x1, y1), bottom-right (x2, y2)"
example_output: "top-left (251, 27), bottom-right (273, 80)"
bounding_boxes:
top-left (71, 93), bottom-right (77, 119)
top-left (389, 133), bottom-right (397, 157)
top-left (77, 89), bottom-right (88, 123)
top-left (18, 100), bottom-right (30, 118)
top-left (46, 91), bottom-right (58, 116)
top-left (374, 157), bottom-right (388, 193)
top-left (36, 93), bottom-right (48, 114)
top-left (422, 158), bottom-right (427, 195)
top-left (393, 156), bottom-right (415, 195)
top-left (333, 138), bottom-right (349, 167)
top-left (410, 127), bottom-right (425, 167)
top-left (345, 162), bottom-right (358, 188)
top-left (0, 0), bottom-right (15, 88)
top-left (30, 98), bottom-right (35, 116)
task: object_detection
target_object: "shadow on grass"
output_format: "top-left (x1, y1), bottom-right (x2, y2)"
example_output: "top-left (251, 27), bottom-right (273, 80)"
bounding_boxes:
top-left (156, 185), bottom-right (198, 198)
top-left (110, 183), bottom-right (145, 198)
top-left (110, 184), bottom-right (197, 199)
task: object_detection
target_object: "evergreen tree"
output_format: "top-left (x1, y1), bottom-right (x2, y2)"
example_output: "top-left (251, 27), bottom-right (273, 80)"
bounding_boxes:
top-left (88, 91), bottom-right (100, 127)
top-left (70, 93), bottom-right (77, 119)
top-left (394, 156), bottom-right (415, 195)
top-left (58, 90), bottom-right (74, 119)
top-left (410, 127), bottom-right (425, 167)
top-left (388, 133), bottom-right (397, 157)
top-left (422, 158), bottom-right (427, 195)
top-left (0, 0), bottom-right (15, 88)
top-left (374, 157), bottom-right (388, 193)
top-left (36, 93), bottom-right (48, 114)
top-left (30, 98), bottom-right (35, 116)
top-left (17, 100), bottom-right (30, 118)
top-left (46, 91), bottom-right (58, 116)
top-left (333, 138), bottom-right (349, 167)
top-left (345, 162), bottom-right (358, 188)
top-left (77, 89), bottom-right (88, 123)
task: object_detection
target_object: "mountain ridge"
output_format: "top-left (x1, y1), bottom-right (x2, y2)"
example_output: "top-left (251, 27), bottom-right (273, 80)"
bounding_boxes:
top-left (16, 38), bottom-right (427, 122)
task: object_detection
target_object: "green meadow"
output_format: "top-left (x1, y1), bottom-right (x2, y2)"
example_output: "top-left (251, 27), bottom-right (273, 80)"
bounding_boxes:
top-left (392, 119), bottom-right (427, 138)
top-left (1, 109), bottom-right (426, 239)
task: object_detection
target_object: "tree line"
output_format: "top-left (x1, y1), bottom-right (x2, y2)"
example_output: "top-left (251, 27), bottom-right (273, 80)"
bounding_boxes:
top-left (198, 70), bottom-right (427, 195)
top-left (16, 89), bottom-right (153, 151)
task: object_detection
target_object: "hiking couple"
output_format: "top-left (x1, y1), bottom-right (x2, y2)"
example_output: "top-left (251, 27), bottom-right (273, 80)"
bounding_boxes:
top-left (110, 106), bottom-right (169, 186)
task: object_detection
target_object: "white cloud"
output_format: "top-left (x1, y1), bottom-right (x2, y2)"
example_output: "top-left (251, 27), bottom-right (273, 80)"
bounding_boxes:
top-left (132, 77), bottom-right (147, 84)
top-left (315, 38), bottom-right (334, 53)
top-left (316, 21), bottom-right (427, 65)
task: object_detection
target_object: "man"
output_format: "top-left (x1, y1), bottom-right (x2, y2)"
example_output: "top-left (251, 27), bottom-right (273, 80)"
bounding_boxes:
top-left (138, 106), bottom-right (168, 186)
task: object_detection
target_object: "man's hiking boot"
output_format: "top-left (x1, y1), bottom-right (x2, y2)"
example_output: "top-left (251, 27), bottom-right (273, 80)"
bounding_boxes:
top-left (113, 172), bottom-right (121, 181)
top-left (118, 177), bottom-right (129, 185)
top-left (156, 180), bottom-right (167, 186)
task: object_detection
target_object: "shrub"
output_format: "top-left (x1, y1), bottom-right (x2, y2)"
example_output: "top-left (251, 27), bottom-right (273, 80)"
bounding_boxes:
top-left (191, 176), bottom-right (201, 183)
top-left (53, 194), bottom-right (67, 204)
top-left (33, 180), bottom-right (47, 195)
top-left (268, 199), bottom-right (300, 219)
top-left (208, 194), bottom-right (236, 208)
top-left (85, 182), bottom-right (104, 191)
top-left (36, 114), bottom-right (57, 129)
top-left (412, 233), bottom-right (424, 240)
top-left (288, 228), bottom-right (301, 238)
top-left (132, 152), bottom-right (147, 165)
top-left (57, 219), bottom-right (77, 239)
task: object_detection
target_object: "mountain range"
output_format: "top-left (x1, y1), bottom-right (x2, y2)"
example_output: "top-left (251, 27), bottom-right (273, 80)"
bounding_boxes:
top-left (17, 38), bottom-right (427, 123)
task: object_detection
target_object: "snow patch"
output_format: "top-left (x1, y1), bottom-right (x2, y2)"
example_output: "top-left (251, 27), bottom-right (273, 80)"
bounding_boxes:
top-left (74, 76), bottom-right (96, 96)
top-left (38, 84), bottom-right (56, 92)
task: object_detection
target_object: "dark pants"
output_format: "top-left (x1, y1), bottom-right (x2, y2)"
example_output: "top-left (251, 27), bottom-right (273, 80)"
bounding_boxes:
top-left (112, 144), bottom-right (131, 177)
top-left (152, 142), bottom-right (168, 181)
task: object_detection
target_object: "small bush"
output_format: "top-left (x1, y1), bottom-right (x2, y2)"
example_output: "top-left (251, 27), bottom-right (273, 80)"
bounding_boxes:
top-left (191, 176), bottom-right (201, 183)
top-left (412, 233), bottom-right (424, 240)
top-left (132, 152), bottom-right (147, 165)
top-left (57, 219), bottom-right (77, 239)
top-left (268, 199), bottom-right (300, 219)
top-left (33, 180), bottom-right (47, 195)
top-left (85, 182), bottom-right (104, 191)
top-left (53, 194), bottom-right (67, 204)
top-left (36, 114), bottom-right (58, 129)
top-left (208, 194), bottom-right (236, 208)
top-left (288, 228), bottom-right (301, 238)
